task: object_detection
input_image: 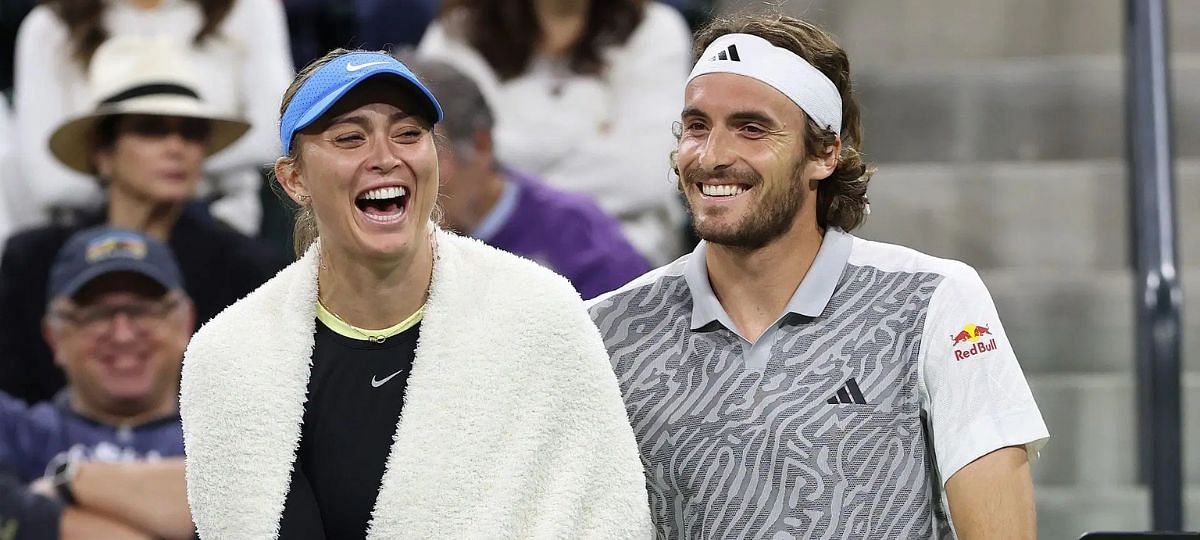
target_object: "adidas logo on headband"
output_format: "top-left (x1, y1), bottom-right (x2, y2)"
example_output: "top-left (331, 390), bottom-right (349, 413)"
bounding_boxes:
top-left (709, 44), bottom-right (741, 62)
top-left (689, 33), bottom-right (843, 135)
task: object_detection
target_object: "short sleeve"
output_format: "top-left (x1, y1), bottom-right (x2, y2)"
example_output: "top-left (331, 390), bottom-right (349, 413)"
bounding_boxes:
top-left (918, 263), bottom-right (1049, 486)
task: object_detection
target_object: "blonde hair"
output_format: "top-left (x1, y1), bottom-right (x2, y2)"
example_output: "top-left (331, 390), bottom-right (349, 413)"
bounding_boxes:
top-left (274, 48), bottom-right (450, 258)
top-left (274, 48), bottom-right (358, 258)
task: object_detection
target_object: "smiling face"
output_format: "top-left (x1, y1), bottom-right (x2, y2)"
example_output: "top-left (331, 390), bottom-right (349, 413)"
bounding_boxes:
top-left (45, 272), bottom-right (194, 419)
top-left (277, 78), bottom-right (439, 263)
top-left (677, 73), bottom-right (837, 250)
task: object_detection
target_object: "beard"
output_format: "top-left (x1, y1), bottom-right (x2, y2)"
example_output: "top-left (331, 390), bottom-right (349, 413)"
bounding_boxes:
top-left (682, 160), bottom-right (807, 250)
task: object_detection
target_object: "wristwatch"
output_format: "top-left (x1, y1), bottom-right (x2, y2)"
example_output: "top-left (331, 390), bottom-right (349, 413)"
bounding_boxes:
top-left (51, 459), bottom-right (78, 505)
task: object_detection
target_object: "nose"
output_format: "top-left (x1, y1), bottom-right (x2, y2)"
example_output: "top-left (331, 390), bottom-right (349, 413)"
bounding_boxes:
top-left (366, 135), bottom-right (403, 175)
top-left (697, 126), bottom-right (736, 172)
top-left (161, 131), bottom-right (191, 154)
top-left (109, 313), bottom-right (138, 342)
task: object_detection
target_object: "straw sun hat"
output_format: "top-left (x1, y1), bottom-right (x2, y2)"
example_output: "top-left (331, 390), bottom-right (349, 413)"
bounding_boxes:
top-left (48, 36), bottom-right (251, 174)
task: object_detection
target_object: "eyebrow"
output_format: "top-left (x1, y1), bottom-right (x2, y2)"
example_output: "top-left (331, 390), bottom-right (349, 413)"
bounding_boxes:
top-left (681, 107), bottom-right (780, 129)
top-left (681, 106), bottom-right (708, 120)
top-left (728, 110), bottom-right (779, 129)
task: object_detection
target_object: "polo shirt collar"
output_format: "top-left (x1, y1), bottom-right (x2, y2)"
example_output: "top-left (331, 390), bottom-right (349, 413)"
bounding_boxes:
top-left (469, 177), bottom-right (521, 242)
top-left (685, 228), bottom-right (854, 331)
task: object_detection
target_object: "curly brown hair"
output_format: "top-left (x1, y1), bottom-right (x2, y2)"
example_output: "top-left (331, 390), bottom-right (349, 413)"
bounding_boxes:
top-left (440, 0), bottom-right (645, 81)
top-left (691, 14), bottom-right (874, 232)
top-left (47, 0), bottom-right (234, 70)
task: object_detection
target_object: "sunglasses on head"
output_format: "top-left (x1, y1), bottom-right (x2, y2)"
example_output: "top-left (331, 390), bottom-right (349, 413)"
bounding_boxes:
top-left (119, 115), bottom-right (211, 143)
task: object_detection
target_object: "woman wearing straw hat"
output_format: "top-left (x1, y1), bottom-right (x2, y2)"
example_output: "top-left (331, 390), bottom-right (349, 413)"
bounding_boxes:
top-left (0, 37), bottom-right (286, 405)
top-left (13, 0), bottom-right (293, 235)
top-left (179, 49), bottom-right (651, 539)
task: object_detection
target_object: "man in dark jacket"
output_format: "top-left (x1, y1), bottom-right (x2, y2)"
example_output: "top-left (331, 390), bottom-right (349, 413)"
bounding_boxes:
top-left (0, 227), bottom-right (196, 539)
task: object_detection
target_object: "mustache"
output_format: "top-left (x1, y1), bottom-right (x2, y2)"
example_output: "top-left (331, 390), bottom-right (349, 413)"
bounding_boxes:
top-left (681, 166), bottom-right (762, 186)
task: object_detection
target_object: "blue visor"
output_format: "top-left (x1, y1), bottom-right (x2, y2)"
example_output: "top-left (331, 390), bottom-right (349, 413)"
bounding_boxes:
top-left (279, 52), bottom-right (444, 155)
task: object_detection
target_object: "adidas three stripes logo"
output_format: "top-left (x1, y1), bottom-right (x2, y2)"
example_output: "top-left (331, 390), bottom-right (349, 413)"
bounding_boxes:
top-left (826, 378), bottom-right (868, 405)
top-left (709, 44), bottom-right (741, 62)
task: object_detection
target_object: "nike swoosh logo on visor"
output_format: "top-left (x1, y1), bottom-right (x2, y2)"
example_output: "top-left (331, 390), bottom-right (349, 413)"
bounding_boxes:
top-left (346, 61), bottom-right (388, 72)
top-left (371, 369), bottom-right (405, 388)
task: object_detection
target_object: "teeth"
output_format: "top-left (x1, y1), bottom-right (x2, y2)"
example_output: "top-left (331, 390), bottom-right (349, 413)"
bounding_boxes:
top-left (359, 186), bottom-right (407, 200)
top-left (364, 211), bottom-right (404, 223)
top-left (701, 184), bottom-right (747, 197)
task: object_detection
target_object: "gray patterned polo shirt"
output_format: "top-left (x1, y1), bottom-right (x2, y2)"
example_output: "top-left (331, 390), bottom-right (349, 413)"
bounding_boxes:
top-left (588, 229), bottom-right (1048, 539)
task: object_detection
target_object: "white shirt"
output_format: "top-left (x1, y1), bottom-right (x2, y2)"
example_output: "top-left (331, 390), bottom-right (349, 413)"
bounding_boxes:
top-left (418, 3), bottom-right (692, 264)
top-left (13, 0), bottom-right (294, 234)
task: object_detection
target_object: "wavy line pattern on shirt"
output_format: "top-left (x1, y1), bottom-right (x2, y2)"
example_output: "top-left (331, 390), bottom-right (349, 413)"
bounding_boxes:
top-left (590, 265), bottom-right (954, 539)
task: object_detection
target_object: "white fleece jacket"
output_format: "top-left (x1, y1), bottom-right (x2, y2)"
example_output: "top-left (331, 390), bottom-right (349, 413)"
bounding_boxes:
top-left (179, 230), bottom-right (652, 539)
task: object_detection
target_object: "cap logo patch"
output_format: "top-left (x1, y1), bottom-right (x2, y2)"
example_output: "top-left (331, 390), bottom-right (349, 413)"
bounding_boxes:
top-left (85, 235), bottom-right (147, 263)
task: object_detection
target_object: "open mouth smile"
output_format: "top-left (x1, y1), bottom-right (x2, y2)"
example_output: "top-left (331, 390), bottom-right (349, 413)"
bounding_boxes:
top-left (698, 183), bottom-right (752, 199)
top-left (355, 185), bottom-right (410, 224)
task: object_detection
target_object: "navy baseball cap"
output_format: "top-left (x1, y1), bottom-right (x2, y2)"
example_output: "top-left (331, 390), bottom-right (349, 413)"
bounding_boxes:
top-left (279, 51), bottom-right (444, 155)
top-left (48, 227), bottom-right (184, 303)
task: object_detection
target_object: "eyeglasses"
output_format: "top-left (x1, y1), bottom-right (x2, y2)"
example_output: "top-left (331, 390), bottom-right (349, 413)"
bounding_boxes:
top-left (119, 115), bottom-right (211, 143)
top-left (52, 297), bottom-right (181, 334)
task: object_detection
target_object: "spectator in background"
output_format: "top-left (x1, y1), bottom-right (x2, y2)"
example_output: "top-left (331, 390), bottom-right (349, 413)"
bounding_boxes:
top-left (0, 227), bottom-right (194, 539)
top-left (407, 57), bottom-right (649, 299)
top-left (13, 0), bottom-right (293, 235)
top-left (418, 0), bottom-right (691, 265)
top-left (284, 0), bottom-right (436, 70)
top-left (0, 38), bottom-right (285, 404)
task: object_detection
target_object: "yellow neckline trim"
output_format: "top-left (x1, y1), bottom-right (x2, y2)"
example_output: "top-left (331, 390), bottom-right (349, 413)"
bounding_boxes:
top-left (316, 301), bottom-right (424, 342)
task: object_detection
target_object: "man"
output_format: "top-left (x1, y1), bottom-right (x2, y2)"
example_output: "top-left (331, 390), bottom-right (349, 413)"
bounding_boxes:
top-left (405, 57), bottom-right (650, 299)
top-left (0, 227), bottom-right (196, 539)
top-left (588, 14), bottom-right (1049, 538)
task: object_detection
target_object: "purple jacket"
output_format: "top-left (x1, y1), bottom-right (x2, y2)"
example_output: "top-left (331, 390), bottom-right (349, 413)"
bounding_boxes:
top-left (474, 170), bottom-right (650, 299)
top-left (0, 391), bottom-right (183, 483)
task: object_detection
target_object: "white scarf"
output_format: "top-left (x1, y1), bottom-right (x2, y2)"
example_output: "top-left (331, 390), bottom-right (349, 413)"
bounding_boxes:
top-left (180, 230), bottom-right (651, 539)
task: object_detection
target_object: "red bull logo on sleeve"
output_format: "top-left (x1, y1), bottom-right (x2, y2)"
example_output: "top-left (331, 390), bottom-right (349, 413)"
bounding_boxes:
top-left (950, 322), bottom-right (997, 360)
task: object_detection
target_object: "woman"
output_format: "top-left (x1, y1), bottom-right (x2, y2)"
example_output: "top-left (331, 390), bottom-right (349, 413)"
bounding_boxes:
top-left (0, 37), bottom-right (285, 405)
top-left (417, 0), bottom-right (691, 265)
top-left (13, 0), bottom-right (293, 234)
top-left (179, 49), bottom-right (651, 539)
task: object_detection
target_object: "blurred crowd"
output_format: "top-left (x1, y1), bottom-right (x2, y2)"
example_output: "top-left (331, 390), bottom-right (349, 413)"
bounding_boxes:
top-left (0, 0), bottom-right (713, 536)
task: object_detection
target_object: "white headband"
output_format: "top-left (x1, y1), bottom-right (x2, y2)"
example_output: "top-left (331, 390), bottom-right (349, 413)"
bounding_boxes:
top-left (688, 33), bottom-right (842, 135)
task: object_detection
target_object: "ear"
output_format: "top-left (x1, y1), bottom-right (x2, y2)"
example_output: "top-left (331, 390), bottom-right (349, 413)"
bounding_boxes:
top-left (179, 297), bottom-right (197, 336)
top-left (42, 317), bottom-right (65, 369)
top-left (274, 156), bottom-right (308, 205)
top-left (471, 128), bottom-right (492, 158)
top-left (807, 137), bottom-right (842, 182)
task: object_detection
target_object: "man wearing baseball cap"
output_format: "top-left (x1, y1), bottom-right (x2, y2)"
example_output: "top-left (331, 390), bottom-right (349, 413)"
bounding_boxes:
top-left (0, 226), bottom-right (197, 538)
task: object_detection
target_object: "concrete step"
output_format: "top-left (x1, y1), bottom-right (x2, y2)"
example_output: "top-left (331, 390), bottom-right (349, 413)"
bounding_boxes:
top-left (718, 0), bottom-right (1200, 64)
top-left (856, 160), bottom-right (1200, 271)
top-left (1035, 486), bottom-right (1200, 539)
top-left (848, 55), bottom-right (1200, 163)
top-left (1028, 374), bottom-right (1200, 488)
top-left (980, 269), bottom-right (1200, 374)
